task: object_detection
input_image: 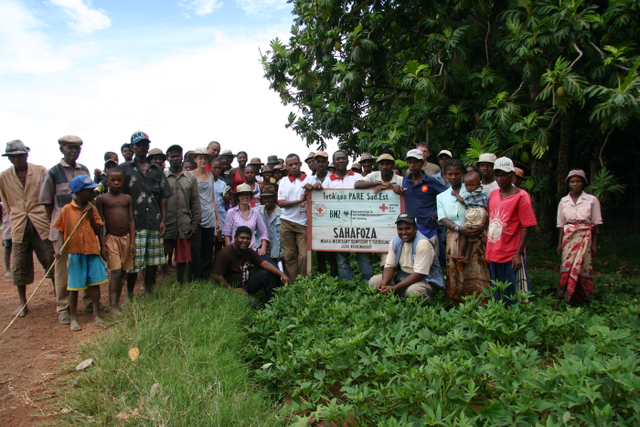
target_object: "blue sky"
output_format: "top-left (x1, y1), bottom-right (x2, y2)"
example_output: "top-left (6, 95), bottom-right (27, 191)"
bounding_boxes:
top-left (0, 0), bottom-right (335, 172)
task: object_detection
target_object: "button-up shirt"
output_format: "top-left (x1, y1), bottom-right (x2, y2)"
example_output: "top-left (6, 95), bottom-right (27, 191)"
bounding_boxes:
top-left (0, 163), bottom-right (50, 244)
top-left (164, 170), bottom-right (202, 240)
top-left (52, 200), bottom-right (103, 255)
top-left (223, 206), bottom-right (269, 251)
top-left (436, 186), bottom-right (469, 227)
top-left (403, 172), bottom-right (447, 238)
top-left (557, 192), bottom-right (603, 228)
top-left (38, 159), bottom-right (90, 241)
top-left (120, 160), bottom-right (173, 230)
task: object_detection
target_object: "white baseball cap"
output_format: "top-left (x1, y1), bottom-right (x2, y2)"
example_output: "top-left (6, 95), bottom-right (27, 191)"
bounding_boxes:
top-left (478, 153), bottom-right (497, 164)
top-left (493, 157), bottom-right (515, 173)
top-left (437, 150), bottom-right (453, 159)
top-left (406, 149), bottom-right (424, 160)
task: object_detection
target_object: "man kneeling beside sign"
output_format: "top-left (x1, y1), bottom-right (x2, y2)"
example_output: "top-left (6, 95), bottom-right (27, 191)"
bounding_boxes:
top-left (307, 189), bottom-right (443, 300)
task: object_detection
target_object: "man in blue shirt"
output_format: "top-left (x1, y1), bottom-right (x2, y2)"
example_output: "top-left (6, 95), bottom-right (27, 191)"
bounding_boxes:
top-left (403, 149), bottom-right (447, 267)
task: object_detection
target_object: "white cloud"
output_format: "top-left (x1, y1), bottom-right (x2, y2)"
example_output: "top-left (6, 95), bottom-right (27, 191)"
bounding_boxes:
top-left (180, 0), bottom-right (223, 16)
top-left (235, 0), bottom-right (289, 15)
top-left (0, 0), bottom-right (71, 74)
top-left (0, 27), bottom-right (338, 174)
top-left (50, 0), bottom-right (110, 35)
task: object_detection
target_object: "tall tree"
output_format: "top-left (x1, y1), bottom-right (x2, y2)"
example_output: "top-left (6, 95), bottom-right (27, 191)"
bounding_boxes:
top-left (262, 0), bottom-right (640, 233)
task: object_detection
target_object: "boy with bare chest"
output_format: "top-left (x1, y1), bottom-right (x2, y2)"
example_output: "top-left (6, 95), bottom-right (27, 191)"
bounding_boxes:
top-left (96, 168), bottom-right (135, 311)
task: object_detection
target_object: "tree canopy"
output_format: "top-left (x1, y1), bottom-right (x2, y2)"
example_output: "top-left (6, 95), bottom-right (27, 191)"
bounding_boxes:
top-left (262, 0), bottom-right (640, 229)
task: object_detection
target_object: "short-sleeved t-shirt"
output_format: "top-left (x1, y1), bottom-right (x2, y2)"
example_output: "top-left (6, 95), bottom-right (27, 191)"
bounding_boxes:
top-left (422, 163), bottom-right (441, 176)
top-left (481, 180), bottom-right (499, 196)
top-left (486, 189), bottom-right (537, 263)
top-left (277, 173), bottom-right (314, 226)
top-left (384, 239), bottom-right (434, 275)
top-left (212, 244), bottom-right (265, 287)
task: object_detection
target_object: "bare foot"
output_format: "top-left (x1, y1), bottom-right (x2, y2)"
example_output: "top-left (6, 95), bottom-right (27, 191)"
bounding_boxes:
top-left (12, 304), bottom-right (28, 317)
top-left (109, 307), bottom-right (121, 317)
top-left (70, 320), bottom-right (82, 331)
top-left (93, 314), bottom-right (105, 325)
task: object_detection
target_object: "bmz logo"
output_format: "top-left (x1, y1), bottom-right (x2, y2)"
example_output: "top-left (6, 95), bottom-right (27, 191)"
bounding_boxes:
top-left (314, 203), bottom-right (327, 217)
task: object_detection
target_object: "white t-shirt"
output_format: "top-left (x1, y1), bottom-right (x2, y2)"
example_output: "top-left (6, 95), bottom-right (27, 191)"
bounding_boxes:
top-left (322, 171), bottom-right (364, 189)
top-left (360, 171), bottom-right (404, 186)
top-left (482, 180), bottom-right (499, 196)
top-left (384, 239), bottom-right (434, 275)
top-left (277, 173), bottom-right (314, 226)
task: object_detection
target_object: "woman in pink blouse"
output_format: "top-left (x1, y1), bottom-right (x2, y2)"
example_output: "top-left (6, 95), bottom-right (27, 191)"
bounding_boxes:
top-left (556, 169), bottom-right (603, 303)
top-left (224, 183), bottom-right (269, 256)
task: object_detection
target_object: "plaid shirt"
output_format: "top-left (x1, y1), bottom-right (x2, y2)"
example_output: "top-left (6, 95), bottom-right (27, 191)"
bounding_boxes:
top-left (120, 160), bottom-right (173, 230)
top-left (463, 187), bottom-right (489, 209)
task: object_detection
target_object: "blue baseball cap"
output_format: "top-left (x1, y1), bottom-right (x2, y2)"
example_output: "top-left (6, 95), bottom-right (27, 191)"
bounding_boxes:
top-left (131, 131), bottom-right (150, 145)
top-left (70, 175), bottom-right (100, 193)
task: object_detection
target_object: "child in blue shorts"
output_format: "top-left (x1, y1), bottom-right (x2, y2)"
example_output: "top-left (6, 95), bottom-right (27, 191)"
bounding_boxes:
top-left (53, 176), bottom-right (108, 331)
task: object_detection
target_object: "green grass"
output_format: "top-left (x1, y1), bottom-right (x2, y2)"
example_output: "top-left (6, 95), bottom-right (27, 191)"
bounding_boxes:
top-left (58, 279), bottom-right (284, 426)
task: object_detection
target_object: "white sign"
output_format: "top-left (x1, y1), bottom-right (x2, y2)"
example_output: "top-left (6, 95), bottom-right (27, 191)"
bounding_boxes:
top-left (307, 189), bottom-right (404, 253)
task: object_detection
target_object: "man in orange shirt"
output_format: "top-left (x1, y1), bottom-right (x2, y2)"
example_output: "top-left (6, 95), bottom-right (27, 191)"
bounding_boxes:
top-left (53, 176), bottom-right (107, 331)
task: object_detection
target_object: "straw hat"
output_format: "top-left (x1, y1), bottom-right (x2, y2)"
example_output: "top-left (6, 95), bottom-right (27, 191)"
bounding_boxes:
top-left (232, 183), bottom-right (258, 194)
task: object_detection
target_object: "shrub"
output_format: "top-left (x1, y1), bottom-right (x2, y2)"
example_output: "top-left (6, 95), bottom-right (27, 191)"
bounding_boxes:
top-left (246, 275), bottom-right (640, 426)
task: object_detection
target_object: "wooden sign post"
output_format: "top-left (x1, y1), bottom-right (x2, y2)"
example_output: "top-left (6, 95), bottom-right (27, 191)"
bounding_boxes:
top-left (306, 189), bottom-right (404, 275)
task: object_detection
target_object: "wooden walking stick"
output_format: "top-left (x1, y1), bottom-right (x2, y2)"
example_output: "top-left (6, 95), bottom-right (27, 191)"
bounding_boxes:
top-left (0, 211), bottom-right (89, 340)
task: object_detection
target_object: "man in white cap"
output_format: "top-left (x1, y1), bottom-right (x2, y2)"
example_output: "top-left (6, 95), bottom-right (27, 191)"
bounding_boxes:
top-left (403, 148), bottom-right (447, 267)
top-left (477, 153), bottom-right (499, 195)
top-left (39, 135), bottom-right (94, 323)
top-left (486, 157), bottom-right (536, 306)
top-left (0, 140), bottom-right (55, 318)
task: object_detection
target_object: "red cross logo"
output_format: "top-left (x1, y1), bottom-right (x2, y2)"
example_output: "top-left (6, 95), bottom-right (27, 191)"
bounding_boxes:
top-left (317, 206), bottom-right (324, 214)
top-left (379, 204), bottom-right (388, 212)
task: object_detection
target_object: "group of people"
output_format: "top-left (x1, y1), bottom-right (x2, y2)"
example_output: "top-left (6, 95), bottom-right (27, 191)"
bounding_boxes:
top-left (0, 134), bottom-right (602, 330)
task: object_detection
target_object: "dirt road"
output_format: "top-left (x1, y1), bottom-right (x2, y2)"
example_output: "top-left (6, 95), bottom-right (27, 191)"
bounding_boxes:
top-left (0, 261), bottom-right (114, 426)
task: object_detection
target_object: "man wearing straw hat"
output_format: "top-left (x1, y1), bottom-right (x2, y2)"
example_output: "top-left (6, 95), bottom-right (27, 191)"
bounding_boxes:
top-left (39, 135), bottom-right (95, 323)
top-left (0, 140), bottom-right (55, 318)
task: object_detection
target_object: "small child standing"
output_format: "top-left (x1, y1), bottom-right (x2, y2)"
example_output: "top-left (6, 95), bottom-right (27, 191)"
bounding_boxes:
top-left (96, 168), bottom-right (135, 311)
top-left (452, 170), bottom-right (489, 264)
top-left (53, 176), bottom-right (108, 331)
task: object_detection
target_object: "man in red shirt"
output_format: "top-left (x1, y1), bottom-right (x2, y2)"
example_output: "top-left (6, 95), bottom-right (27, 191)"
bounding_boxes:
top-left (486, 157), bottom-right (537, 305)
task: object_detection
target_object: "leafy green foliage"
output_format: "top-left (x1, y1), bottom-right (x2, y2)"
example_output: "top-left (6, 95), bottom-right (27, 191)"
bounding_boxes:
top-left (262, 0), bottom-right (639, 221)
top-left (246, 275), bottom-right (640, 426)
top-left (586, 167), bottom-right (626, 203)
